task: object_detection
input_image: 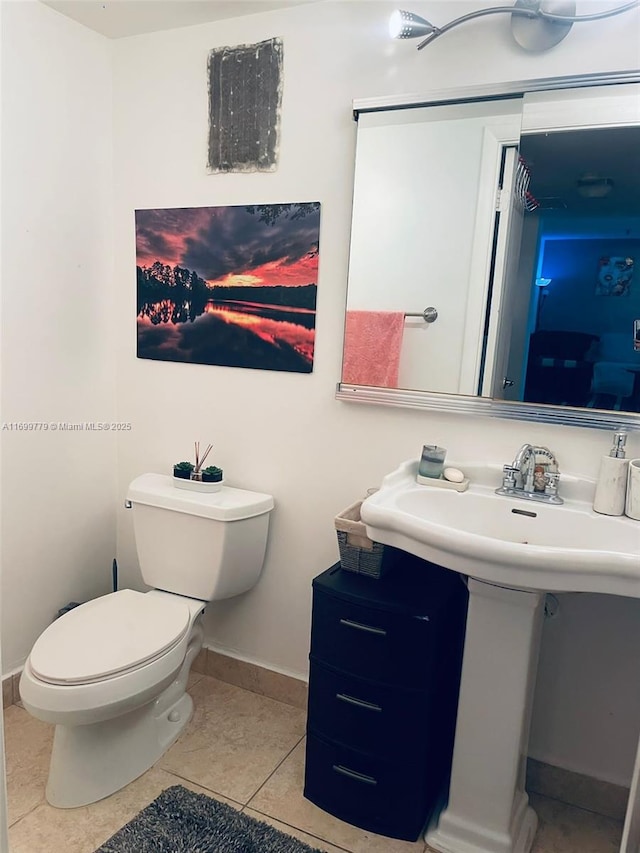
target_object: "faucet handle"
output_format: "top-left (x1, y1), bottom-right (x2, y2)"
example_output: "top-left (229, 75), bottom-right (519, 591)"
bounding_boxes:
top-left (544, 472), bottom-right (560, 497)
top-left (502, 465), bottom-right (518, 489)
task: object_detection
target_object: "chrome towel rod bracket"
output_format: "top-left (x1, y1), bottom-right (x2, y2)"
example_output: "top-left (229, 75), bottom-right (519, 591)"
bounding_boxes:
top-left (405, 307), bottom-right (438, 323)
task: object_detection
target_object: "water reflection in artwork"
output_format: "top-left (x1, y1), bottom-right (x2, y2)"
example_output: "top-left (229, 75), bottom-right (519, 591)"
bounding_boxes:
top-left (135, 203), bottom-right (320, 373)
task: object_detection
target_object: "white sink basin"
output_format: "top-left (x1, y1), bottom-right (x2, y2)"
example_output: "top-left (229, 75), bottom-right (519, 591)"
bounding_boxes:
top-left (361, 459), bottom-right (640, 596)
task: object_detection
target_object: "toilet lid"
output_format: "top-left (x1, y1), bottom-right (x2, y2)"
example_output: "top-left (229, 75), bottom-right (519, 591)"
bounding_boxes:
top-left (29, 590), bottom-right (191, 685)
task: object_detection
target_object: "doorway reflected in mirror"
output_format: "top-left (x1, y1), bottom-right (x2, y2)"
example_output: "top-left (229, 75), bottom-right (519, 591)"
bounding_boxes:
top-left (514, 126), bottom-right (640, 413)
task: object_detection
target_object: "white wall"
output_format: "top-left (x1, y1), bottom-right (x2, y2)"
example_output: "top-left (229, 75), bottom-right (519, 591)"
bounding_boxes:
top-left (1, 1), bottom-right (117, 672)
top-left (111, 0), bottom-right (640, 786)
top-left (0, 3), bottom-right (10, 845)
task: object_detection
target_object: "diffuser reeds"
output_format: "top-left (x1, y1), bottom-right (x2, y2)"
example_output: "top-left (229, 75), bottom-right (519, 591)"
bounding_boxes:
top-left (194, 441), bottom-right (213, 475)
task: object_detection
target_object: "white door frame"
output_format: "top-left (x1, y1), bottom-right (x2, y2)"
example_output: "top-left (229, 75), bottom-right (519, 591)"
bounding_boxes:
top-left (622, 734), bottom-right (640, 853)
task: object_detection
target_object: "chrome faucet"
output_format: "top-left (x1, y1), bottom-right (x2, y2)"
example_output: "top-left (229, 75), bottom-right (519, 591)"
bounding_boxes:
top-left (496, 444), bottom-right (563, 505)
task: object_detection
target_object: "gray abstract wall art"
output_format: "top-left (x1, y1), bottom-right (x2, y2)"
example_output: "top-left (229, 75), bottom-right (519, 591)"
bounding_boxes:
top-left (207, 38), bottom-right (283, 174)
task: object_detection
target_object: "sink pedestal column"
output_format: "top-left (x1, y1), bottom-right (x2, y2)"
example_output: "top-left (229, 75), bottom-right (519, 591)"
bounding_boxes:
top-left (426, 579), bottom-right (545, 853)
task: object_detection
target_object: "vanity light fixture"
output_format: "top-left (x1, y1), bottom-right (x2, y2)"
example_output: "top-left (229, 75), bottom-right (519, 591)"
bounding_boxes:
top-left (388, 9), bottom-right (437, 39)
top-left (389, 0), bottom-right (640, 52)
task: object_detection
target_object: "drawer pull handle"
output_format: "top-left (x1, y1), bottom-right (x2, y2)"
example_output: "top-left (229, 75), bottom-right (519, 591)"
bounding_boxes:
top-left (332, 765), bottom-right (378, 785)
top-left (336, 693), bottom-right (382, 712)
top-left (339, 618), bottom-right (387, 636)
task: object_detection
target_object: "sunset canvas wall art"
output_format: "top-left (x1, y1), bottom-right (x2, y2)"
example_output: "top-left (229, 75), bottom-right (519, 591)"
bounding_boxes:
top-left (135, 203), bottom-right (320, 372)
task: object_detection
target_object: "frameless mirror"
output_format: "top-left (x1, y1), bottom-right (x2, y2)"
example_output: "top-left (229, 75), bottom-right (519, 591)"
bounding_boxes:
top-left (337, 74), bottom-right (640, 429)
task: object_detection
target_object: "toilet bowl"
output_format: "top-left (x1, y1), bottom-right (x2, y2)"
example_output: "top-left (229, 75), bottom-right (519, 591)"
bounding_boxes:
top-left (20, 589), bottom-right (205, 808)
top-left (19, 474), bottom-right (274, 808)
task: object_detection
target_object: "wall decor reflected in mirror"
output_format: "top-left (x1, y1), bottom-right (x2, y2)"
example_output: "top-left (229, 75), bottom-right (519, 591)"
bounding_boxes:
top-left (337, 73), bottom-right (640, 429)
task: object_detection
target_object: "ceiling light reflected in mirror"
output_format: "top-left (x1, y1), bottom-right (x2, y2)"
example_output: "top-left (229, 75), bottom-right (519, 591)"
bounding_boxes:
top-left (577, 174), bottom-right (615, 198)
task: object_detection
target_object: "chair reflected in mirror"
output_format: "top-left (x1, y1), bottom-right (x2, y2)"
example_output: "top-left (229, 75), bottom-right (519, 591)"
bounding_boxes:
top-left (523, 330), bottom-right (599, 408)
top-left (587, 362), bottom-right (635, 410)
top-left (586, 332), bottom-right (640, 411)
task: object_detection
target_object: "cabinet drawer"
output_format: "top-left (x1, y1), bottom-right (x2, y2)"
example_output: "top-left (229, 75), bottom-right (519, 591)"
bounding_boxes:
top-left (310, 588), bottom-right (433, 687)
top-left (308, 660), bottom-right (447, 761)
top-left (303, 732), bottom-right (438, 842)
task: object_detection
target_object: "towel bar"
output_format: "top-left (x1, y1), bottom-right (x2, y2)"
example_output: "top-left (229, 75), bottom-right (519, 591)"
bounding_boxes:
top-left (405, 307), bottom-right (438, 323)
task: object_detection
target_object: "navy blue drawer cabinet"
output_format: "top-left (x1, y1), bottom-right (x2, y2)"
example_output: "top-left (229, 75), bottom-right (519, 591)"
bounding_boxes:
top-left (303, 557), bottom-right (468, 842)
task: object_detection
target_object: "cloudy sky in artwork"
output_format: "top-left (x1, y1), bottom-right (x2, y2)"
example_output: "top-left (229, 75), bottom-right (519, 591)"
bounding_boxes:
top-left (135, 204), bottom-right (320, 288)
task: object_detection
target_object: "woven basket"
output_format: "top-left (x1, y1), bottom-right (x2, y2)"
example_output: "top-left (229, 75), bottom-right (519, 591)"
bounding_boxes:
top-left (334, 500), bottom-right (388, 578)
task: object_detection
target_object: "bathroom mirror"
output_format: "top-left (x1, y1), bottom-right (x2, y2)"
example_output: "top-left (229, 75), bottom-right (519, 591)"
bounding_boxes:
top-left (336, 72), bottom-right (640, 429)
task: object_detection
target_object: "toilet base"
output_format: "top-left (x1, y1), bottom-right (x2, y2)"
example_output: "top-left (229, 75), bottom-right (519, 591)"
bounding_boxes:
top-left (46, 689), bottom-right (193, 808)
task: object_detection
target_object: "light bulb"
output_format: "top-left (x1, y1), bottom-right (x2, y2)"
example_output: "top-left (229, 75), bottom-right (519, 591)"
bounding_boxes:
top-left (389, 9), bottom-right (437, 39)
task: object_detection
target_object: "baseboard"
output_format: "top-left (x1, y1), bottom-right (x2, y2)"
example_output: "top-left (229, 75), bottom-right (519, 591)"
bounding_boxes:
top-left (192, 646), bottom-right (308, 711)
top-left (3, 648), bottom-right (308, 712)
top-left (2, 672), bottom-right (21, 709)
top-left (526, 757), bottom-right (629, 821)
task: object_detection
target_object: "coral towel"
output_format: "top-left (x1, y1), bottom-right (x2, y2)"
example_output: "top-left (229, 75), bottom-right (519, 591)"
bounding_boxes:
top-left (342, 310), bottom-right (405, 388)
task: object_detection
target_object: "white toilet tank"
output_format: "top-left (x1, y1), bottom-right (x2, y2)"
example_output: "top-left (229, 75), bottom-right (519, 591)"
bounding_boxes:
top-left (127, 474), bottom-right (274, 601)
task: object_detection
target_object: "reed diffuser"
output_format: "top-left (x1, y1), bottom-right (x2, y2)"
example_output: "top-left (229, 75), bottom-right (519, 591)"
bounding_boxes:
top-left (173, 442), bottom-right (224, 490)
top-left (191, 441), bottom-right (213, 481)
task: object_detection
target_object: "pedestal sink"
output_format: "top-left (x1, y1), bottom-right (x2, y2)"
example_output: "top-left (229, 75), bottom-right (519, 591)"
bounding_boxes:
top-left (362, 460), bottom-right (640, 597)
top-left (360, 460), bottom-right (640, 853)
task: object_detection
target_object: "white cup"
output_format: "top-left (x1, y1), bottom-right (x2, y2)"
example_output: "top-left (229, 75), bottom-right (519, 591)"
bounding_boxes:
top-left (625, 459), bottom-right (640, 521)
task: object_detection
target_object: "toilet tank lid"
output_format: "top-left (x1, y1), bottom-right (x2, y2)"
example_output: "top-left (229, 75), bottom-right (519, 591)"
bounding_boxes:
top-left (127, 474), bottom-right (274, 521)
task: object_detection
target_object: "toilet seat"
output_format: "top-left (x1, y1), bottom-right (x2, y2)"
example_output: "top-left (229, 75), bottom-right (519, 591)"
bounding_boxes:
top-left (30, 589), bottom-right (191, 685)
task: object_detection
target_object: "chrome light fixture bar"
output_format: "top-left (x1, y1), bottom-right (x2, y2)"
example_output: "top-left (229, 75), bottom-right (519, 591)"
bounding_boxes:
top-left (390, 0), bottom-right (640, 51)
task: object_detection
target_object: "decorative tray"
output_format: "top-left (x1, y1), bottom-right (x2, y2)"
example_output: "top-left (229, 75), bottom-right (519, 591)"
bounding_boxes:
top-left (173, 477), bottom-right (224, 493)
top-left (416, 474), bottom-right (469, 492)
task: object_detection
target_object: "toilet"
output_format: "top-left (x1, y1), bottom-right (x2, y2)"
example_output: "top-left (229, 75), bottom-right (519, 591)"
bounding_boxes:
top-left (19, 473), bottom-right (274, 808)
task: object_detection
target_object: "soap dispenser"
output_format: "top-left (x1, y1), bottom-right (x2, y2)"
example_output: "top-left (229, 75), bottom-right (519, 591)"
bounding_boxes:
top-left (593, 431), bottom-right (628, 516)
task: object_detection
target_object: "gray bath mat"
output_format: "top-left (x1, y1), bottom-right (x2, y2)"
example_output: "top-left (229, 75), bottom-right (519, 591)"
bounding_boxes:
top-left (95, 785), bottom-right (324, 853)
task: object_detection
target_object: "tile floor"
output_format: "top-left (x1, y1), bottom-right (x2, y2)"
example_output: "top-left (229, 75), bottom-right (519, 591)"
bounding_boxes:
top-left (5, 672), bottom-right (624, 853)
